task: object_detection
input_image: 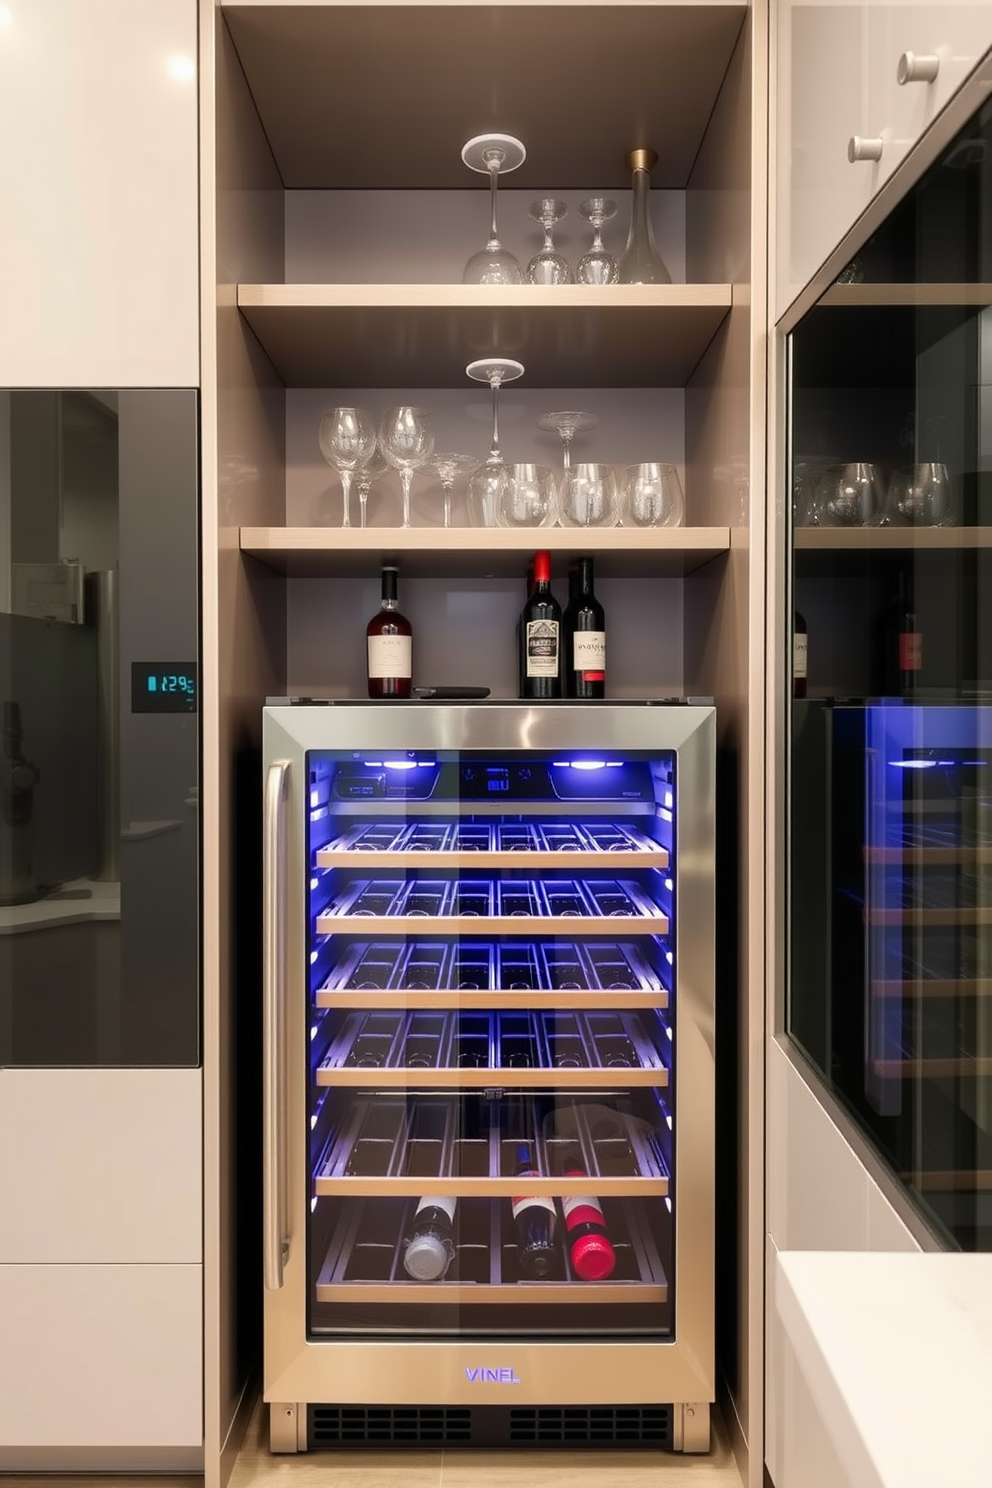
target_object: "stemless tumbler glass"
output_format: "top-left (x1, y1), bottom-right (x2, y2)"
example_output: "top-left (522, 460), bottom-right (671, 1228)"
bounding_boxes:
top-left (621, 463), bottom-right (684, 527)
top-left (559, 463), bottom-right (618, 528)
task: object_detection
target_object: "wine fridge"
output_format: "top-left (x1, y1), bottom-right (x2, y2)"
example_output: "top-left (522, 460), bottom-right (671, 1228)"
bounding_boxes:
top-left (262, 702), bottom-right (715, 1453)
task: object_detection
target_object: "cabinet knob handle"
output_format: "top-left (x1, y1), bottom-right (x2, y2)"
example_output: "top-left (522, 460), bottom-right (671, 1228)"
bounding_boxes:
top-left (897, 51), bottom-right (940, 84)
top-left (848, 135), bottom-right (884, 163)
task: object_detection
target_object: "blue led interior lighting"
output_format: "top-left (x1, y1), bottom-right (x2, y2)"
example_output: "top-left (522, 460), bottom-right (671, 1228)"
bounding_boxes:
top-left (383, 760), bottom-right (418, 770)
top-left (889, 759), bottom-right (938, 769)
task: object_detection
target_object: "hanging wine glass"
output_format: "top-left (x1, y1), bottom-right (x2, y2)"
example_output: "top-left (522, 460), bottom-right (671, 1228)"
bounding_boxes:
top-left (354, 447), bottom-right (390, 529)
top-left (536, 410), bottom-right (598, 471)
top-left (576, 198), bottom-right (618, 285)
top-left (427, 452), bottom-right (478, 529)
top-left (527, 199), bottom-right (572, 285)
top-left (317, 406), bottom-right (377, 528)
top-left (461, 133), bottom-right (526, 285)
top-left (378, 407), bottom-right (435, 529)
top-left (465, 357), bottom-right (524, 528)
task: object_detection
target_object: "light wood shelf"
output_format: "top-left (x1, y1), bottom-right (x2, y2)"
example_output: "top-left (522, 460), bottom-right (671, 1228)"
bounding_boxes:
top-left (236, 283), bottom-right (733, 387)
top-left (313, 1175), bottom-right (669, 1198)
top-left (314, 1065), bottom-right (669, 1089)
top-left (818, 283), bottom-right (992, 308)
top-left (315, 912), bottom-right (669, 938)
top-left (314, 990), bottom-right (669, 1011)
top-left (314, 1278), bottom-right (668, 1305)
top-left (796, 527), bottom-right (992, 552)
top-left (317, 847), bottom-right (670, 871)
top-left (241, 525), bottom-right (731, 578)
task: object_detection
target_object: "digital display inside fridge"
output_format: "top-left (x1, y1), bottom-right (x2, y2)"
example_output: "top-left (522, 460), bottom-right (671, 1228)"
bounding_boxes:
top-left (304, 749), bottom-right (677, 1337)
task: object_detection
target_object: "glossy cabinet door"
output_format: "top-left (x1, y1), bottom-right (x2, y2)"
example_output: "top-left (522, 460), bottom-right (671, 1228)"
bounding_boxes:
top-left (776, 0), bottom-right (992, 318)
top-left (0, 0), bottom-right (199, 388)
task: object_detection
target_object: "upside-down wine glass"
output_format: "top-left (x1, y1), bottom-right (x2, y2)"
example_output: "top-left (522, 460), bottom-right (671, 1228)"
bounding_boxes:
top-left (379, 407), bottom-right (435, 529)
top-left (317, 406), bottom-right (377, 528)
top-left (427, 452), bottom-right (478, 529)
top-left (465, 357), bottom-right (524, 528)
top-left (354, 448), bottom-right (390, 529)
top-left (462, 133), bottom-right (526, 285)
top-left (536, 410), bottom-right (599, 471)
top-left (527, 199), bottom-right (572, 285)
top-left (576, 198), bottom-right (618, 284)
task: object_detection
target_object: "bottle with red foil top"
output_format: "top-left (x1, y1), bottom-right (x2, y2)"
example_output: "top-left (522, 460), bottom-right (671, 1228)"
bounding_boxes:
top-left (561, 1149), bottom-right (616, 1281)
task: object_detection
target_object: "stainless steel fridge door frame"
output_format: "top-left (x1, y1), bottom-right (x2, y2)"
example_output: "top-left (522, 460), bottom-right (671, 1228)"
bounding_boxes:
top-left (262, 703), bottom-right (715, 1410)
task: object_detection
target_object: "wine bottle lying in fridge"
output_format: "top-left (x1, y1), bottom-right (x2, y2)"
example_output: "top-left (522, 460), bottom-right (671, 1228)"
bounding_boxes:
top-left (402, 1197), bottom-right (456, 1281)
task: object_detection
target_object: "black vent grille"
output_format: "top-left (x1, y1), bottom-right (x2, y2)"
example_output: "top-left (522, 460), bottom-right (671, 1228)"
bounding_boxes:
top-left (307, 1404), bottom-right (672, 1450)
top-left (510, 1406), bottom-right (672, 1446)
top-left (310, 1406), bottom-right (471, 1446)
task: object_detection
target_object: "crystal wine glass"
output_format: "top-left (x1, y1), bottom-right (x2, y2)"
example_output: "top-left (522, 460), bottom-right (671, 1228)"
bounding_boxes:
top-left (559, 462), bottom-right (618, 528)
top-left (427, 452), bottom-right (478, 529)
top-left (317, 406), bottom-right (377, 528)
top-left (465, 357), bottom-right (524, 528)
top-left (462, 133), bottom-right (526, 285)
top-left (378, 407), bottom-right (435, 529)
top-left (527, 199), bottom-right (572, 285)
top-left (620, 463), bottom-right (684, 527)
top-left (497, 463), bottom-right (559, 528)
top-left (535, 410), bottom-right (599, 471)
top-left (886, 463), bottom-right (956, 527)
top-left (576, 198), bottom-right (618, 285)
top-left (354, 447), bottom-right (390, 529)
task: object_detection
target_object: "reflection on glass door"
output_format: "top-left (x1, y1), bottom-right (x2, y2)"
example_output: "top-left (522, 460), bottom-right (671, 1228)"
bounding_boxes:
top-left (787, 95), bottom-right (992, 1250)
top-left (0, 390), bottom-right (199, 1066)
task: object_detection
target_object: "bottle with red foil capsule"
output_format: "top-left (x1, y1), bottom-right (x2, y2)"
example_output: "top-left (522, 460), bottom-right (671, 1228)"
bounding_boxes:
top-left (510, 1142), bottom-right (558, 1278)
top-left (518, 549), bottom-right (562, 699)
top-left (561, 1148), bottom-right (616, 1281)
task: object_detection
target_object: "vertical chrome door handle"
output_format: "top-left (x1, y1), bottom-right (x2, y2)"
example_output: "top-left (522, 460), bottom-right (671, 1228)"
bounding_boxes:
top-left (264, 759), bottom-right (291, 1290)
top-left (897, 51), bottom-right (939, 85)
top-left (848, 136), bottom-right (884, 163)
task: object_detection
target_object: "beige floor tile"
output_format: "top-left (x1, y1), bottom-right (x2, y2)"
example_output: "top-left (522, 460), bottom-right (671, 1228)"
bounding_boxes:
top-left (229, 1398), bottom-right (443, 1488)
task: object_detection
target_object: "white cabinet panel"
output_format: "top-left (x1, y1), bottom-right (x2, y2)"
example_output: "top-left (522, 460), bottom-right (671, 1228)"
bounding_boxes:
top-left (0, 1263), bottom-right (201, 1448)
top-left (0, 1068), bottom-right (201, 1263)
top-left (0, 0), bottom-right (199, 388)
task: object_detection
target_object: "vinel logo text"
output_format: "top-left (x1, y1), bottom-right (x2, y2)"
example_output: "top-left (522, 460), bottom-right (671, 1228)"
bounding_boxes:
top-left (465, 1367), bottom-right (521, 1385)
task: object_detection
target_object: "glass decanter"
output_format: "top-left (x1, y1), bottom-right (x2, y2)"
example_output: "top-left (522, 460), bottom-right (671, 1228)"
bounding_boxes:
top-left (618, 148), bottom-right (671, 285)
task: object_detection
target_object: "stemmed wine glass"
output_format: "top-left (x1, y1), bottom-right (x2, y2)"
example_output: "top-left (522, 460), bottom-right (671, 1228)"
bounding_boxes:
top-left (465, 357), bottom-right (524, 528)
top-left (576, 198), bottom-right (618, 284)
top-left (461, 133), bottom-right (526, 285)
top-left (427, 452), bottom-right (478, 529)
top-left (527, 199), bottom-right (572, 284)
top-left (317, 406), bottom-right (377, 528)
top-left (536, 410), bottom-right (599, 471)
top-left (354, 447), bottom-right (390, 529)
top-left (378, 407), bottom-right (435, 529)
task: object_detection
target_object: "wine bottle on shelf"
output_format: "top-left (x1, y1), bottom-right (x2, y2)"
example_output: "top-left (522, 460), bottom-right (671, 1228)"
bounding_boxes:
top-left (402, 1197), bottom-right (456, 1281)
top-left (366, 565), bottom-right (412, 699)
top-left (563, 555), bottom-right (606, 699)
top-left (560, 1149), bottom-right (617, 1282)
top-left (884, 570), bottom-right (923, 697)
top-left (511, 1142), bottom-right (558, 1279)
top-left (793, 610), bottom-right (808, 699)
top-left (518, 549), bottom-right (562, 699)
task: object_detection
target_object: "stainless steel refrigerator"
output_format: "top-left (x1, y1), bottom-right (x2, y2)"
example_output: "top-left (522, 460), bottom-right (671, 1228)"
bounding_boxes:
top-left (262, 701), bottom-right (715, 1453)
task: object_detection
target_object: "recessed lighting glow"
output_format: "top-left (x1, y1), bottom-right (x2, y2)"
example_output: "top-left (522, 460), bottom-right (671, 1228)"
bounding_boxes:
top-left (167, 53), bottom-right (195, 82)
top-left (0, 8), bottom-right (14, 28)
top-left (889, 759), bottom-right (937, 770)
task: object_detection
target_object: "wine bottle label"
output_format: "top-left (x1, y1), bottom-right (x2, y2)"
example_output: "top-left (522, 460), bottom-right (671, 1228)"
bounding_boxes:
top-left (793, 632), bottom-right (808, 679)
top-left (415, 1196), bottom-right (455, 1223)
top-left (511, 1191), bottom-right (557, 1223)
top-left (368, 634), bottom-right (412, 679)
top-left (573, 631), bottom-right (606, 673)
top-left (525, 619), bottom-right (560, 677)
top-left (562, 1194), bottom-right (606, 1227)
top-left (899, 631), bottom-right (922, 671)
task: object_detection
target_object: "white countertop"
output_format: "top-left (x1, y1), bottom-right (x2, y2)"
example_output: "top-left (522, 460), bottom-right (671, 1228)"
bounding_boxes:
top-left (775, 1249), bottom-right (992, 1488)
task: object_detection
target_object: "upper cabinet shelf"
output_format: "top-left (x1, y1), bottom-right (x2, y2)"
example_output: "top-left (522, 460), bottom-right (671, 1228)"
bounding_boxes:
top-left (237, 284), bottom-right (733, 388)
top-left (221, 4), bottom-right (748, 191)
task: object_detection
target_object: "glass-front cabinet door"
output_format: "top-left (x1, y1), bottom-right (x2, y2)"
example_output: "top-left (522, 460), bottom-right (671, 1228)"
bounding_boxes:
top-left (787, 96), bottom-right (992, 1250)
top-left (0, 390), bottom-right (200, 1066)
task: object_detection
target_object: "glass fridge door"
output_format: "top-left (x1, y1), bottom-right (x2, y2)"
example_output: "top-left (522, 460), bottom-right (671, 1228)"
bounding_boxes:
top-left (304, 748), bottom-right (678, 1337)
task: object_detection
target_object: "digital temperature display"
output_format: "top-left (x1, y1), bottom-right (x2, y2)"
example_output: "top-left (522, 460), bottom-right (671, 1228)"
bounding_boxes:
top-left (131, 662), bottom-right (198, 713)
top-left (487, 768), bottom-right (510, 793)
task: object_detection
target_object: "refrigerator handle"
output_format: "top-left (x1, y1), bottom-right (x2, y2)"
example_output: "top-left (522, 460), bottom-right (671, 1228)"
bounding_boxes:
top-left (264, 758), bottom-right (291, 1290)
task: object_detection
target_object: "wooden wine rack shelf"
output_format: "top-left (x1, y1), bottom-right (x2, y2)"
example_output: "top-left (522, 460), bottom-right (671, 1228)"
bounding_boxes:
top-left (313, 1175), bottom-right (670, 1199)
top-left (316, 912), bottom-right (670, 938)
top-left (315, 989), bottom-right (670, 1012)
top-left (317, 847), bottom-right (670, 872)
top-left (314, 1065), bottom-right (669, 1090)
top-left (314, 1278), bottom-right (669, 1305)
